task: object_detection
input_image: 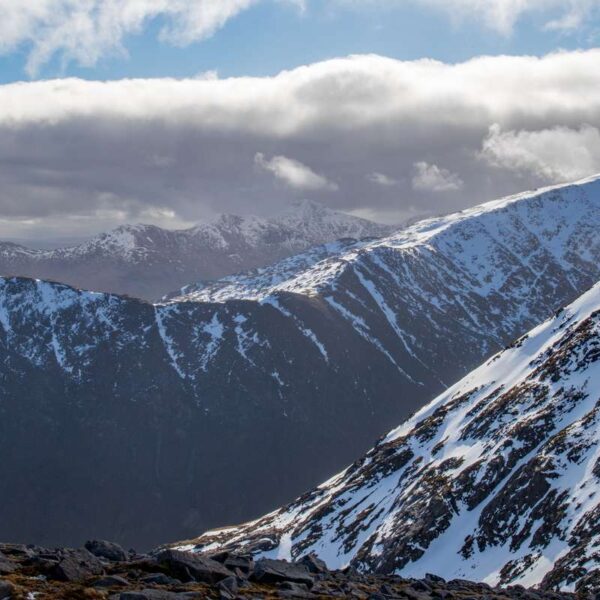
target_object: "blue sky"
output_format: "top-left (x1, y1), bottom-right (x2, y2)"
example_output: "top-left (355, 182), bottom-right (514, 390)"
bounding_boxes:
top-left (1, 1), bottom-right (599, 83)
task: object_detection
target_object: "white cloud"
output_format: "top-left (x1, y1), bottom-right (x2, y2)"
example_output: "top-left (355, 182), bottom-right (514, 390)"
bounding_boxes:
top-left (255, 153), bottom-right (338, 191)
top-left (0, 50), bottom-right (600, 237)
top-left (2, 1), bottom-right (596, 78)
top-left (368, 172), bottom-right (399, 187)
top-left (410, 0), bottom-right (599, 35)
top-left (412, 162), bottom-right (464, 192)
top-left (0, 0), bottom-right (295, 76)
top-left (480, 123), bottom-right (600, 183)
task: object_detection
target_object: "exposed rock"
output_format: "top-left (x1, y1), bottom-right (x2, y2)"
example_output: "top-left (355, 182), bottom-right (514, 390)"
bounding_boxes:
top-left (140, 573), bottom-right (181, 585)
top-left (251, 558), bottom-right (314, 587)
top-left (298, 553), bottom-right (328, 575)
top-left (0, 553), bottom-right (15, 576)
top-left (86, 539), bottom-right (129, 562)
top-left (217, 575), bottom-right (239, 599)
top-left (0, 543), bottom-right (586, 599)
top-left (93, 574), bottom-right (130, 587)
top-left (117, 591), bottom-right (182, 600)
top-left (49, 548), bottom-right (104, 582)
top-left (0, 580), bottom-right (15, 600)
top-left (154, 549), bottom-right (233, 583)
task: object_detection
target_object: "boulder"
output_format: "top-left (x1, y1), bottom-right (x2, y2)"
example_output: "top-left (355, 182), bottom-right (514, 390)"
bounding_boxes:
top-left (154, 549), bottom-right (233, 584)
top-left (49, 548), bottom-right (104, 582)
top-left (0, 552), bottom-right (15, 575)
top-left (93, 575), bottom-right (130, 588)
top-left (278, 581), bottom-right (315, 598)
top-left (251, 558), bottom-right (314, 588)
top-left (298, 554), bottom-right (327, 575)
top-left (224, 555), bottom-right (253, 575)
top-left (217, 575), bottom-right (239, 599)
top-left (140, 573), bottom-right (181, 585)
top-left (85, 540), bottom-right (128, 562)
top-left (118, 591), bottom-right (180, 600)
top-left (0, 580), bottom-right (15, 600)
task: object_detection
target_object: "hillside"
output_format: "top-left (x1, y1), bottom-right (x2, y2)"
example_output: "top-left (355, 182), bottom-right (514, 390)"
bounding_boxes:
top-left (184, 279), bottom-right (600, 593)
top-left (1, 176), bottom-right (599, 549)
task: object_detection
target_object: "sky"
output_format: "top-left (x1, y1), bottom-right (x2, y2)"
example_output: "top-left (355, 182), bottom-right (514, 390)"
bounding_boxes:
top-left (1, 0), bottom-right (600, 241)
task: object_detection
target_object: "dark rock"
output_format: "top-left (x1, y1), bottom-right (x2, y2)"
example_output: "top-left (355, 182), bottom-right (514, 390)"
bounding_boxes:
top-left (0, 553), bottom-right (15, 575)
top-left (278, 581), bottom-right (315, 598)
top-left (93, 574), bottom-right (130, 587)
top-left (217, 575), bottom-right (238, 600)
top-left (155, 549), bottom-right (233, 584)
top-left (86, 540), bottom-right (128, 562)
top-left (0, 580), bottom-right (15, 600)
top-left (380, 583), bottom-right (399, 596)
top-left (0, 545), bottom-right (33, 558)
top-left (298, 554), bottom-right (328, 575)
top-left (223, 554), bottom-right (253, 574)
top-left (119, 591), bottom-right (180, 600)
top-left (140, 573), bottom-right (181, 585)
top-left (251, 558), bottom-right (314, 587)
top-left (49, 548), bottom-right (104, 582)
top-left (425, 574), bottom-right (446, 584)
top-left (410, 579), bottom-right (431, 592)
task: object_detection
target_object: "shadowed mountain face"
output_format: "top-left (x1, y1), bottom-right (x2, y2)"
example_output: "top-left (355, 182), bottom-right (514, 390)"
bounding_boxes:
top-left (1, 177), bottom-right (600, 550)
top-left (0, 200), bottom-right (393, 301)
top-left (186, 279), bottom-right (600, 594)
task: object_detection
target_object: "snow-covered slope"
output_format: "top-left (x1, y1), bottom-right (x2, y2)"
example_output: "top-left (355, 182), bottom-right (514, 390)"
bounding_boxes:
top-left (0, 200), bottom-right (391, 300)
top-left (1, 177), bottom-right (600, 551)
top-left (183, 279), bottom-right (600, 594)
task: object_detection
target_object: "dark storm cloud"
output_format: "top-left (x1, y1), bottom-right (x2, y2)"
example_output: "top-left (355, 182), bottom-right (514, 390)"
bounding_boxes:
top-left (1, 51), bottom-right (600, 238)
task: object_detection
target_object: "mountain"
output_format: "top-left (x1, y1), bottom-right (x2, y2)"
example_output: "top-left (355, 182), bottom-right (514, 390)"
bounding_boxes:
top-left (0, 200), bottom-right (392, 301)
top-left (184, 279), bottom-right (600, 594)
top-left (1, 176), bottom-right (600, 550)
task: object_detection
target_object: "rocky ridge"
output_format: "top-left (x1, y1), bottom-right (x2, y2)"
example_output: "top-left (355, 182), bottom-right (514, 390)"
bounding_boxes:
top-left (0, 541), bottom-right (586, 599)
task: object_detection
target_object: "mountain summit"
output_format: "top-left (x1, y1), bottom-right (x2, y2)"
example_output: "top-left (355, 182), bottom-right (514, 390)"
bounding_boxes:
top-left (0, 201), bottom-right (392, 300)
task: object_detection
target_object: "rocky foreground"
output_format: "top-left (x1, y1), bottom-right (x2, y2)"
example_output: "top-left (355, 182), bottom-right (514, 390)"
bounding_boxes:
top-left (0, 541), bottom-right (586, 600)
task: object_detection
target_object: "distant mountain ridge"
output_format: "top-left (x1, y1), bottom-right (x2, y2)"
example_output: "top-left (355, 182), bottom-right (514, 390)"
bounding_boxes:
top-left (0, 200), bottom-right (393, 300)
top-left (1, 177), bottom-right (600, 550)
top-left (184, 278), bottom-right (600, 593)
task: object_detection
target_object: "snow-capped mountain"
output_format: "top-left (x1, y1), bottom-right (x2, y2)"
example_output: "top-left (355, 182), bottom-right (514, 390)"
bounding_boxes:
top-left (1, 177), bottom-right (600, 550)
top-left (182, 279), bottom-right (600, 594)
top-left (0, 200), bottom-right (392, 300)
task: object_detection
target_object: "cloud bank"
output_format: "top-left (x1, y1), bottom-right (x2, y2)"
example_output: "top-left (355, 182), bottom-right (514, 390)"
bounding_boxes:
top-left (1, 50), bottom-right (600, 239)
top-left (481, 124), bottom-right (600, 183)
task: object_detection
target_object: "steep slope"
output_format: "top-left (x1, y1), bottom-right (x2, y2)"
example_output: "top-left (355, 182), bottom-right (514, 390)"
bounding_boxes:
top-left (185, 280), bottom-right (600, 594)
top-left (0, 200), bottom-right (391, 300)
top-left (1, 177), bottom-right (600, 550)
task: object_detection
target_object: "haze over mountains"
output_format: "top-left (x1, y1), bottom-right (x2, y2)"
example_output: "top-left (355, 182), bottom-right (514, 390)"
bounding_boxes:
top-left (185, 274), bottom-right (600, 593)
top-left (1, 176), bottom-right (599, 551)
top-left (0, 200), bottom-right (393, 301)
